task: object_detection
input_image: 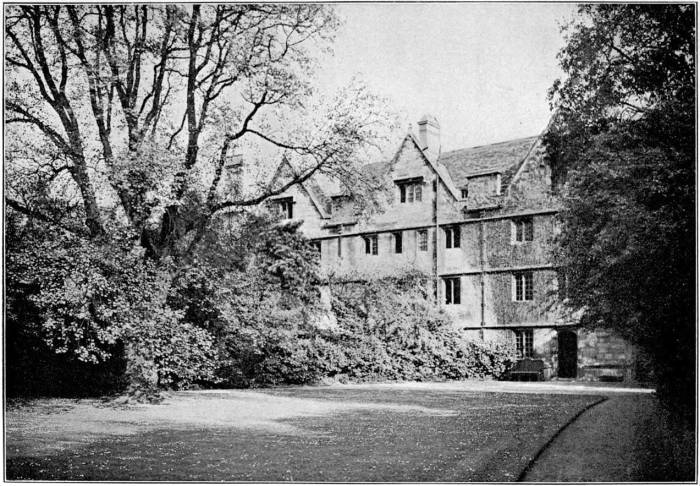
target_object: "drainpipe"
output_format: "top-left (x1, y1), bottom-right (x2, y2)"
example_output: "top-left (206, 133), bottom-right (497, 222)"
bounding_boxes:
top-left (479, 216), bottom-right (485, 337)
top-left (433, 178), bottom-right (439, 304)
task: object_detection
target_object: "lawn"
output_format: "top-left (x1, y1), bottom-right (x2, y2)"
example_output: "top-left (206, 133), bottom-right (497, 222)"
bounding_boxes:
top-left (6, 385), bottom-right (603, 481)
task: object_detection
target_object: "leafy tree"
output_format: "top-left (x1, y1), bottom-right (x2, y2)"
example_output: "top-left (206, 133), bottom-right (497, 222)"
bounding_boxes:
top-left (5, 5), bottom-right (390, 255)
top-left (4, 5), bottom-right (392, 394)
top-left (6, 216), bottom-right (220, 395)
top-left (547, 4), bottom-right (694, 414)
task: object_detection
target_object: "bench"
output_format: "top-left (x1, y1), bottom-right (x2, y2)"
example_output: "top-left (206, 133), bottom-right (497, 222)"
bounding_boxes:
top-left (509, 358), bottom-right (545, 381)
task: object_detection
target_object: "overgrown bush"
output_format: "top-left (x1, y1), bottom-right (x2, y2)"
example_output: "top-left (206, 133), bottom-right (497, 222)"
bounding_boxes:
top-left (215, 272), bottom-right (517, 386)
top-left (6, 217), bottom-right (220, 397)
top-left (7, 212), bottom-right (515, 396)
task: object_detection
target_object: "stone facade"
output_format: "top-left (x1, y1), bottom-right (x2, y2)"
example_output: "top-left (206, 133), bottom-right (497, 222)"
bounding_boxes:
top-left (264, 116), bottom-right (638, 382)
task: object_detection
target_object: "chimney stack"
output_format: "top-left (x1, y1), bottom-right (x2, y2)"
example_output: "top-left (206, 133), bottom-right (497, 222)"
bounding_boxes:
top-left (417, 114), bottom-right (440, 161)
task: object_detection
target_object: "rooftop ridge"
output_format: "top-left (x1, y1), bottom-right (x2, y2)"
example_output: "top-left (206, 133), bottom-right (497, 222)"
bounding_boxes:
top-left (441, 135), bottom-right (539, 155)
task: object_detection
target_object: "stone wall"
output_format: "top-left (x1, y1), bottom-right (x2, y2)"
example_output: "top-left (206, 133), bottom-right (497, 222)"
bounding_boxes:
top-left (323, 229), bottom-right (434, 278)
top-left (467, 326), bottom-right (637, 382)
top-left (266, 131), bottom-right (640, 383)
top-left (577, 328), bottom-right (638, 382)
top-left (270, 183), bottom-right (325, 238)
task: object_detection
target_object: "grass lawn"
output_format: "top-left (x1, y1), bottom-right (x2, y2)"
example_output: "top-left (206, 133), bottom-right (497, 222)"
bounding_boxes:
top-left (6, 385), bottom-right (602, 481)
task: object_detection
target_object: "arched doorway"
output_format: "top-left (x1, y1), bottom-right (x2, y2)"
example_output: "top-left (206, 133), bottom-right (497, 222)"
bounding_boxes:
top-left (558, 330), bottom-right (578, 378)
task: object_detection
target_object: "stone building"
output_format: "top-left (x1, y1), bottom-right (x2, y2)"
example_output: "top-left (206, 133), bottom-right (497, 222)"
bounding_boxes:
top-left (266, 115), bottom-right (639, 382)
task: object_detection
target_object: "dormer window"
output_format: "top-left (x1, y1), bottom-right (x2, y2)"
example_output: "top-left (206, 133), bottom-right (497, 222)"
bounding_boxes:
top-left (397, 178), bottom-right (423, 203)
top-left (274, 197), bottom-right (293, 219)
top-left (331, 195), bottom-right (351, 213)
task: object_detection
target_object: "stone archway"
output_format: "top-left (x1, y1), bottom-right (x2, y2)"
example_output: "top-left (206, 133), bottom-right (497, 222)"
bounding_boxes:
top-left (557, 330), bottom-right (578, 378)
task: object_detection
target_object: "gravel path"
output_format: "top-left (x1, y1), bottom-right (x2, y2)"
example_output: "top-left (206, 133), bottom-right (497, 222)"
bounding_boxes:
top-left (522, 394), bottom-right (695, 482)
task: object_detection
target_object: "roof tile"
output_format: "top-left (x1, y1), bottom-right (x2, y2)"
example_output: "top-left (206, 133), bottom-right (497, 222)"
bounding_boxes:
top-left (438, 136), bottom-right (538, 188)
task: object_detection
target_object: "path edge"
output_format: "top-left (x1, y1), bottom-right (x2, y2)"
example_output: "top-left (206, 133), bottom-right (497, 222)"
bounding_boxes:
top-left (517, 395), bottom-right (609, 482)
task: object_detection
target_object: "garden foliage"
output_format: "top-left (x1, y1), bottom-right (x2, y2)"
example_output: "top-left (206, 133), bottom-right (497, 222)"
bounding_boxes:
top-left (6, 216), bottom-right (220, 396)
top-left (215, 269), bottom-right (516, 387)
top-left (547, 4), bottom-right (694, 415)
top-left (7, 212), bottom-right (515, 396)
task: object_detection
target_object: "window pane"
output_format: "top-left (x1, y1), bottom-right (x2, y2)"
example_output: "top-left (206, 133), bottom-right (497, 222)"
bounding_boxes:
top-left (525, 272), bottom-right (534, 300)
top-left (400, 185), bottom-right (406, 203)
top-left (515, 331), bottom-right (524, 357)
top-left (337, 237), bottom-right (342, 257)
top-left (445, 228), bottom-right (452, 248)
top-left (516, 221), bottom-right (523, 241)
top-left (525, 330), bottom-right (534, 357)
top-left (419, 230), bottom-right (428, 251)
top-left (394, 232), bottom-right (402, 253)
top-left (444, 279), bottom-right (452, 305)
top-left (525, 219), bottom-right (534, 241)
top-left (453, 226), bottom-right (461, 248)
top-left (372, 236), bottom-right (378, 255)
top-left (415, 184), bottom-right (422, 202)
top-left (453, 278), bottom-right (461, 304)
top-left (407, 185), bottom-right (414, 203)
top-left (515, 274), bottom-right (523, 301)
top-left (364, 237), bottom-right (370, 254)
top-left (557, 270), bottom-right (568, 299)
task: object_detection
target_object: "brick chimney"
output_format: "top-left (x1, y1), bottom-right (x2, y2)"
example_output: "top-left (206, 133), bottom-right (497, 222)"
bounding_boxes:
top-left (417, 114), bottom-right (440, 161)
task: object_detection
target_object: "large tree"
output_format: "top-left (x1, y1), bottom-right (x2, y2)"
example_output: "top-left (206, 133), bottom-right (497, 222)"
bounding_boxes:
top-left (5, 5), bottom-right (388, 256)
top-left (4, 5), bottom-right (391, 394)
top-left (547, 4), bottom-right (695, 413)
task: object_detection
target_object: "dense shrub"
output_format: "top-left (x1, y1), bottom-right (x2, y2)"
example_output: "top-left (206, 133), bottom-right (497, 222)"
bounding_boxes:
top-left (6, 217), bottom-right (220, 397)
top-left (7, 212), bottom-right (515, 396)
top-left (216, 272), bottom-right (517, 386)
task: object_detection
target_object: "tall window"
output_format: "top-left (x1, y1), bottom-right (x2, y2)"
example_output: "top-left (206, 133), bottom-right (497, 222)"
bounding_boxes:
top-left (513, 271), bottom-right (534, 301)
top-left (364, 235), bottom-right (378, 255)
top-left (557, 269), bottom-right (569, 300)
top-left (512, 217), bottom-right (534, 243)
top-left (444, 226), bottom-right (461, 248)
top-left (276, 197), bottom-right (293, 219)
top-left (399, 182), bottom-right (422, 203)
top-left (418, 230), bottom-right (428, 251)
top-left (461, 188), bottom-right (469, 199)
top-left (393, 232), bottom-right (403, 254)
top-left (514, 329), bottom-right (534, 358)
top-left (444, 277), bottom-right (461, 305)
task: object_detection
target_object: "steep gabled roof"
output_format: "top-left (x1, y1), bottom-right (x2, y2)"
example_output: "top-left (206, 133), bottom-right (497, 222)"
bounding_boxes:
top-left (438, 136), bottom-right (539, 188)
top-left (302, 176), bottom-right (332, 217)
top-left (405, 133), bottom-right (461, 200)
top-left (266, 125), bottom-right (549, 219)
top-left (269, 158), bottom-right (331, 218)
top-left (323, 195), bottom-right (358, 227)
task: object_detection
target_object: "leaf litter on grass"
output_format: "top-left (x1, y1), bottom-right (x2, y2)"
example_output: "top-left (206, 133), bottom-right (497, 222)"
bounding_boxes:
top-left (6, 387), bottom-right (602, 481)
top-left (6, 389), bottom-right (458, 457)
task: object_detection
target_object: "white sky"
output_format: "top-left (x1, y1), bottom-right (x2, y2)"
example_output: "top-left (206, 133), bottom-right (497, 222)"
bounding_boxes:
top-left (316, 3), bottom-right (578, 153)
